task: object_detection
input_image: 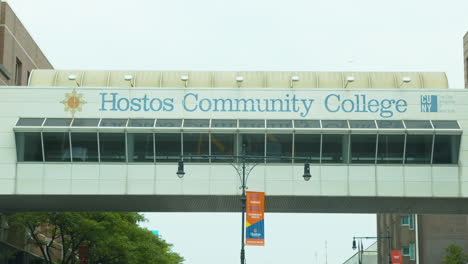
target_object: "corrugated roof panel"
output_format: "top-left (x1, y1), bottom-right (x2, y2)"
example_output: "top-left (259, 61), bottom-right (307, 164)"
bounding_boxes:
top-left (136, 71), bottom-right (161, 87)
top-left (420, 72), bottom-right (449, 89)
top-left (28, 69), bottom-right (56, 86)
top-left (81, 71), bottom-right (109, 87)
top-left (317, 72), bottom-right (343, 88)
top-left (27, 70), bottom-right (450, 89)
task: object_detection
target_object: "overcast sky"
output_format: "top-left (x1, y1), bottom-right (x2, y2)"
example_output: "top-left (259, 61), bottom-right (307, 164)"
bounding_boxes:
top-left (7, 0), bottom-right (468, 263)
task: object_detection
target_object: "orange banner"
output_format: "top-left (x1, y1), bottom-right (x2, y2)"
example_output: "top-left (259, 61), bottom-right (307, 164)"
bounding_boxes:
top-left (246, 191), bottom-right (265, 246)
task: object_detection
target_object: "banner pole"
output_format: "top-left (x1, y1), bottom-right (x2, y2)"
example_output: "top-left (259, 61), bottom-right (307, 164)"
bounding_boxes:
top-left (240, 157), bottom-right (246, 264)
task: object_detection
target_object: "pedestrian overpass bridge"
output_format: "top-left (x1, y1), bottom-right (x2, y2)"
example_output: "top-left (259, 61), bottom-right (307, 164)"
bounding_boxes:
top-left (1, 70), bottom-right (467, 214)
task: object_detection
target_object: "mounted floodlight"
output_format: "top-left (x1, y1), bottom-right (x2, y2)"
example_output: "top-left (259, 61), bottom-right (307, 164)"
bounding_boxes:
top-left (303, 161), bottom-right (311, 181)
top-left (290, 75), bottom-right (300, 88)
top-left (399, 76), bottom-right (412, 87)
top-left (124, 75), bottom-right (135, 87)
top-left (176, 160), bottom-right (185, 178)
top-left (344, 76), bottom-right (355, 88)
top-left (236, 76), bottom-right (244, 82)
top-left (67, 74), bottom-right (80, 86)
top-left (352, 238), bottom-right (357, 250)
top-left (402, 77), bottom-right (412, 83)
top-left (180, 75), bottom-right (189, 88)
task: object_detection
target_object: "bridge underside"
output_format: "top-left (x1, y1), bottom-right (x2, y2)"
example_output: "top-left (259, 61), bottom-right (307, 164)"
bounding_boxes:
top-left (1, 195), bottom-right (467, 214)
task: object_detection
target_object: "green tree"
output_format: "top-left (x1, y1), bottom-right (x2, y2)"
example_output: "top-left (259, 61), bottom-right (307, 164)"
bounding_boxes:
top-left (7, 212), bottom-right (183, 264)
top-left (441, 243), bottom-right (468, 264)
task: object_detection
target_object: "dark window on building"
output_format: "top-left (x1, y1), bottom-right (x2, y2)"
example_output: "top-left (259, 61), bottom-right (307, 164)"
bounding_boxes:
top-left (240, 134), bottom-right (265, 161)
top-left (155, 133), bottom-right (181, 162)
top-left (15, 58), bottom-right (22, 85)
top-left (211, 134), bottom-right (235, 162)
top-left (294, 134), bottom-right (321, 163)
top-left (99, 119), bottom-right (127, 127)
top-left (404, 120), bottom-right (432, 129)
top-left (349, 120), bottom-right (376, 129)
top-left (15, 132), bottom-right (43, 162)
top-left (239, 120), bottom-right (265, 128)
top-left (156, 119), bottom-right (182, 127)
top-left (294, 120), bottom-right (320, 128)
top-left (377, 134), bottom-right (405, 164)
top-left (405, 135), bottom-right (433, 164)
top-left (128, 119), bottom-right (155, 127)
top-left (322, 120), bottom-right (348, 128)
top-left (432, 135), bottom-right (461, 164)
top-left (183, 119), bottom-right (210, 127)
top-left (322, 134), bottom-right (349, 163)
top-left (72, 118), bottom-right (100, 127)
top-left (377, 120), bottom-right (404, 129)
top-left (43, 132), bottom-right (71, 161)
top-left (266, 134), bottom-right (292, 163)
top-left (183, 133), bottom-right (209, 162)
top-left (267, 120), bottom-right (293, 128)
top-left (16, 118), bottom-right (44, 126)
top-left (99, 133), bottom-right (126, 162)
top-left (431, 120), bottom-right (460, 129)
top-left (127, 133), bottom-right (154, 162)
top-left (350, 134), bottom-right (377, 163)
top-left (43, 118), bottom-right (72, 126)
top-left (71, 133), bottom-right (98, 162)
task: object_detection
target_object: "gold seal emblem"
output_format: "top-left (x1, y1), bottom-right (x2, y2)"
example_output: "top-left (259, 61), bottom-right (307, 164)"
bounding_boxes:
top-left (60, 89), bottom-right (86, 116)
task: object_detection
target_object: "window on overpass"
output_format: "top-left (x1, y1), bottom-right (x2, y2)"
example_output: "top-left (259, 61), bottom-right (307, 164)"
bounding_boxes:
top-left (405, 135), bottom-right (433, 164)
top-left (99, 119), bottom-right (128, 127)
top-left (294, 120), bottom-right (320, 128)
top-left (72, 118), bottom-right (100, 127)
top-left (294, 134), bottom-right (321, 163)
top-left (240, 134), bottom-right (265, 162)
top-left (71, 133), bottom-right (98, 162)
top-left (128, 119), bottom-right (155, 127)
top-left (404, 120), bottom-right (433, 129)
top-left (127, 133), bottom-right (154, 162)
top-left (43, 132), bottom-right (71, 162)
top-left (432, 135), bottom-right (461, 164)
top-left (322, 134), bottom-right (349, 163)
top-left (377, 134), bottom-right (405, 164)
top-left (267, 120), bottom-right (293, 128)
top-left (16, 118), bottom-right (44, 126)
top-left (211, 134), bottom-right (236, 163)
top-left (183, 133), bottom-right (209, 162)
top-left (156, 133), bottom-right (181, 162)
top-left (15, 132), bottom-right (43, 162)
top-left (376, 120), bottom-right (404, 129)
top-left (99, 133), bottom-right (126, 162)
top-left (350, 134), bottom-right (377, 163)
top-left (349, 120), bottom-right (376, 129)
top-left (211, 119), bottom-right (237, 128)
top-left (266, 134), bottom-right (292, 163)
top-left (43, 118), bottom-right (72, 126)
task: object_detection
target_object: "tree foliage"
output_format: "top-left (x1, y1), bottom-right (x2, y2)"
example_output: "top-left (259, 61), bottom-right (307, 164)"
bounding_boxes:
top-left (441, 243), bottom-right (468, 264)
top-left (7, 212), bottom-right (183, 264)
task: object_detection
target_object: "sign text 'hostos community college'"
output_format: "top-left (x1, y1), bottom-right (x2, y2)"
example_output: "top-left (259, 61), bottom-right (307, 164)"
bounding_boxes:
top-left (246, 191), bottom-right (265, 246)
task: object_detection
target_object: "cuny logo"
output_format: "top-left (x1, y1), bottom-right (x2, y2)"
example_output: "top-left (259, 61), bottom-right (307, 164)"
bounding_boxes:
top-left (420, 95), bottom-right (438, 112)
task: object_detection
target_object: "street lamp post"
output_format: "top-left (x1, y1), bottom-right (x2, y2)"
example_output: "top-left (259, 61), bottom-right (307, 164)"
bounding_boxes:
top-left (176, 152), bottom-right (311, 264)
top-left (352, 233), bottom-right (392, 264)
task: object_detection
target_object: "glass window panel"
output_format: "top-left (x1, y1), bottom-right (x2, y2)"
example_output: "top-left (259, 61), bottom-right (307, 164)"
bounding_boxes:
top-left (100, 119), bottom-right (127, 127)
top-left (156, 119), bottom-right (182, 127)
top-left (377, 120), bottom-right (404, 129)
top-left (266, 134), bottom-right (292, 163)
top-left (432, 135), bottom-right (460, 164)
top-left (239, 120), bottom-right (265, 128)
top-left (71, 133), bottom-right (98, 162)
top-left (99, 133), bottom-right (126, 162)
top-left (349, 120), bottom-right (376, 129)
top-left (321, 120), bottom-right (348, 128)
top-left (16, 118), bottom-right (44, 126)
top-left (402, 247), bottom-right (410, 256)
top-left (294, 134), bottom-right (321, 163)
top-left (211, 134), bottom-right (235, 162)
top-left (294, 120), bottom-right (321, 128)
top-left (211, 119), bottom-right (237, 128)
top-left (408, 215), bottom-right (415, 230)
top-left (350, 135), bottom-right (377, 163)
top-left (409, 243), bottom-right (416, 260)
top-left (404, 120), bottom-right (432, 129)
top-left (128, 119), bottom-right (155, 127)
top-left (183, 133), bottom-right (209, 162)
top-left (405, 135), bottom-right (433, 164)
top-left (72, 118), bottom-right (100, 127)
top-left (432, 120), bottom-right (460, 129)
top-left (43, 132), bottom-right (70, 161)
top-left (267, 120), bottom-right (293, 128)
top-left (377, 135), bottom-right (405, 164)
top-left (321, 134), bottom-right (349, 163)
top-left (240, 134), bottom-right (265, 161)
top-left (44, 118), bottom-right (72, 126)
top-left (156, 133), bottom-right (181, 162)
top-left (401, 216), bottom-right (409, 226)
top-left (127, 133), bottom-right (154, 162)
top-left (15, 132), bottom-right (43, 162)
top-left (183, 119), bottom-right (210, 127)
